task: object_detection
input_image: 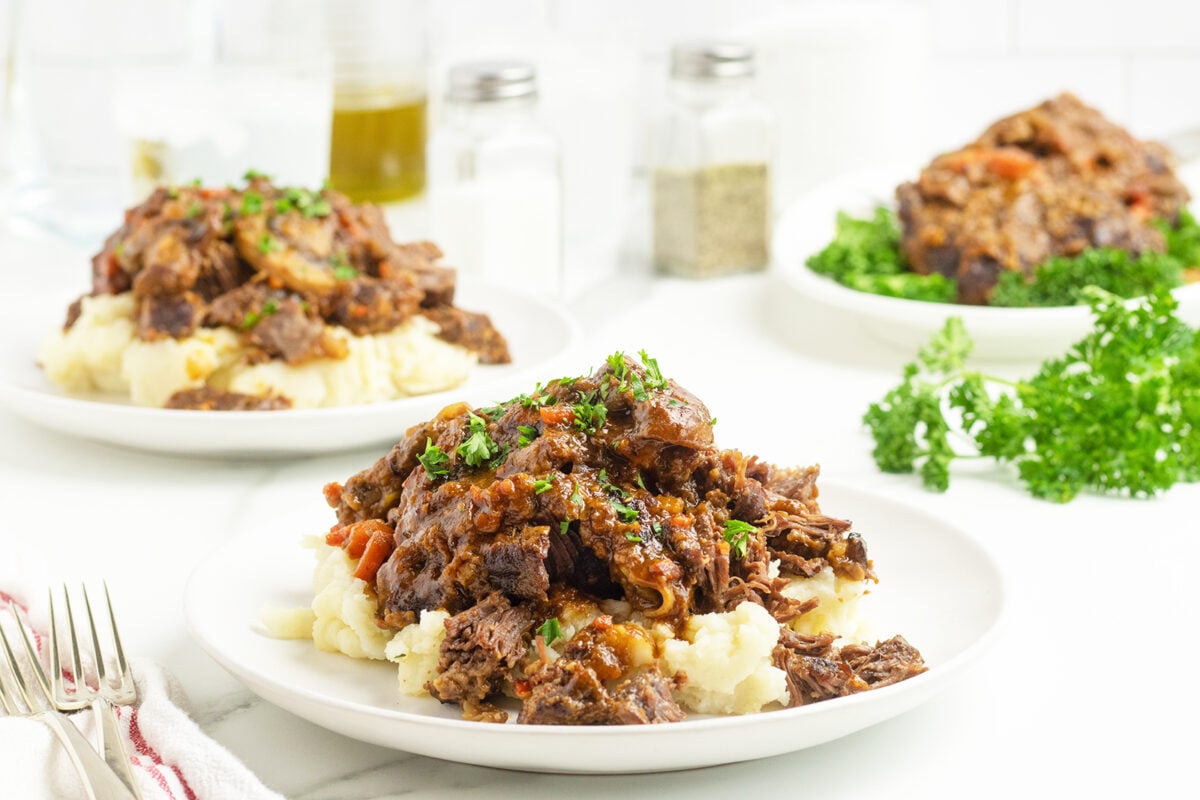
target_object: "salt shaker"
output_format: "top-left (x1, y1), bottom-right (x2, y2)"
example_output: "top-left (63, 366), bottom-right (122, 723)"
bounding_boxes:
top-left (651, 42), bottom-right (774, 278)
top-left (428, 61), bottom-right (563, 299)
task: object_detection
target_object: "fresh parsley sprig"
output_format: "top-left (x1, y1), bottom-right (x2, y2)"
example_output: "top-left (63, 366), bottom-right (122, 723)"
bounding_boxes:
top-left (723, 519), bottom-right (756, 559)
top-left (864, 288), bottom-right (1200, 501)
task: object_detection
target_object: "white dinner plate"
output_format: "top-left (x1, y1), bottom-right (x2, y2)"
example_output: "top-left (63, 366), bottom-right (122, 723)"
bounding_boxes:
top-left (0, 284), bottom-right (579, 457)
top-left (770, 166), bottom-right (1200, 362)
top-left (184, 481), bottom-right (1005, 774)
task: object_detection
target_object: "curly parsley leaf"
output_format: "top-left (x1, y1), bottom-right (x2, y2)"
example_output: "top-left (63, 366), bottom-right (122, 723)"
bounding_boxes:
top-left (991, 248), bottom-right (1183, 308)
top-left (806, 206), bottom-right (955, 303)
top-left (865, 288), bottom-right (1200, 500)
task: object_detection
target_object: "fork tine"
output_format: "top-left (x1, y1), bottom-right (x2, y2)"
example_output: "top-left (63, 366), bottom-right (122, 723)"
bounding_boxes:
top-left (102, 582), bottom-right (131, 688)
top-left (82, 585), bottom-right (109, 686)
top-left (63, 584), bottom-right (86, 695)
top-left (11, 606), bottom-right (53, 701)
top-left (49, 588), bottom-right (65, 705)
top-left (0, 623), bottom-right (34, 711)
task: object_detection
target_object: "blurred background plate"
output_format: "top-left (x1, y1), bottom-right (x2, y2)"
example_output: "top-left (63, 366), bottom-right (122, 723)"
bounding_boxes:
top-left (769, 166), bottom-right (1200, 364)
top-left (0, 283), bottom-right (578, 457)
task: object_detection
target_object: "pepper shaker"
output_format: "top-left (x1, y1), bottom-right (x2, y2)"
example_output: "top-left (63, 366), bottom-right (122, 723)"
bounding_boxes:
top-left (650, 42), bottom-right (775, 278)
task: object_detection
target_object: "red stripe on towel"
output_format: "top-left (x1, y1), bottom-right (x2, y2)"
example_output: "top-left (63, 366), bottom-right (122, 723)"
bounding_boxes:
top-left (129, 706), bottom-right (199, 800)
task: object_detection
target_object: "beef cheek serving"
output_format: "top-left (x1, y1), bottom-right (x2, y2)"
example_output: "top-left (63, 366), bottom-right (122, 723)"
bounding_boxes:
top-left (322, 352), bottom-right (923, 724)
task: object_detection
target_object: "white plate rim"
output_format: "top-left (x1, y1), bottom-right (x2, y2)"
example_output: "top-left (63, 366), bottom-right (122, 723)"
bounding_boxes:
top-left (184, 481), bottom-right (1006, 772)
top-left (770, 166), bottom-right (1200, 359)
top-left (0, 283), bottom-right (581, 456)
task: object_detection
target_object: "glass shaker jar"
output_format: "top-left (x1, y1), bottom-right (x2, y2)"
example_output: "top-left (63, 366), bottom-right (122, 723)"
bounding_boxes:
top-left (651, 41), bottom-right (774, 278)
top-left (325, 0), bottom-right (428, 204)
top-left (428, 61), bottom-right (563, 299)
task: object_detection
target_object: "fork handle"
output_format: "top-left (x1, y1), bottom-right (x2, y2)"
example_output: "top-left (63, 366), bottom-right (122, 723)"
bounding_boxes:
top-left (93, 698), bottom-right (144, 800)
top-left (35, 709), bottom-right (139, 800)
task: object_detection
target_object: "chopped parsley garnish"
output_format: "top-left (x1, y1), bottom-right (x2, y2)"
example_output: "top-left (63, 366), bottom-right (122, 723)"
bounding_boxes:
top-left (604, 350), bottom-right (670, 400)
top-left (517, 425), bottom-right (539, 447)
top-left (332, 264), bottom-right (357, 280)
top-left (610, 499), bottom-right (639, 524)
top-left (639, 349), bottom-right (669, 392)
top-left (559, 518), bottom-right (571, 535)
top-left (864, 288), bottom-right (1200, 500)
top-left (113, 242), bottom-right (125, 258)
top-left (572, 393), bottom-right (608, 435)
top-left (186, 201), bottom-right (204, 218)
top-left (190, 177), bottom-right (202, 187)
top-left (624, 530), bottom-right (643, 543)
top-left (417, 438), bottom-right (450, 480)
top-left (243, 168), bottom-right (271, 181)
top-left (257, 233), bottom-right (280, 254)
top-left (569, 482), bottom-right (582, 506)
top-left (242, 191), bottom-right (264, 215)
top-left (536, 617), bottom-right (563, 648)
top-left (456, 413), bottom-right (498, 467)
top-left (651, 522), bottom-right (664, 538)
top-left (597, 469), bottom-right (628, 497)
top-left (723, 519), bottom-right (756, 559)
top-left (533, 475), bottom-right (556, 494)
top-left (635, 473), bottom-right (646, 491)
top-left (239, 299), bottom-right (279, 330)
top-left (519, 392), bottom-right (555, 409)
top-left (708, 417), bottom-right (717, 426)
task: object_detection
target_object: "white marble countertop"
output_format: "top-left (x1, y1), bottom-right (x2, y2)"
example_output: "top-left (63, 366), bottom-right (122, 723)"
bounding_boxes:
top-left (1, 234), bottom-right (1197, 798)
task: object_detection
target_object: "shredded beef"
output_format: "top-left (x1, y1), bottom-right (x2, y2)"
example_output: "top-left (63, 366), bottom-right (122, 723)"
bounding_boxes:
top-left (78, 178), bottom-right (509, 369)
top-left (164, 387), bottom-right (292, 411)
top-left (426, 592), bottom-right (537, 721)
top-left (321, 353), bottom-right (925, 723)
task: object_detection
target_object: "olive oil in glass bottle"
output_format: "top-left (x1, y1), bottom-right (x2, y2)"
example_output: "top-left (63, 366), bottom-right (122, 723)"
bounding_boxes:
top-left (325, 0), bottom-right (428, 204)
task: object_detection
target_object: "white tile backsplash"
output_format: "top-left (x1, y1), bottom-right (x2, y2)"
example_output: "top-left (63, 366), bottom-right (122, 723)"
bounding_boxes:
top-left (923, 55), bottom-right (1129, 150)
top-left (1129, 57), bottom-right (1200, 140)
top-left (1015, 0), bottom-right (1200, 52)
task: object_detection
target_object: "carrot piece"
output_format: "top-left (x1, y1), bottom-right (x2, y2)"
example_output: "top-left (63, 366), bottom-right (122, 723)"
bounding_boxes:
top-left (539, 405), bottom-right (575, 426)
top-left (353, 530), bottom-right (392, 582)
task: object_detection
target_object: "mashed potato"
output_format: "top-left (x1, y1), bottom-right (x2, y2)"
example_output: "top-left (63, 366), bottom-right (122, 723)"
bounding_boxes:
top-left (781, 565), bottom-right (871, 641)
top-left (39, 293), bottom-right (476, 408)
top-left (288, 540), bottom-right (873, 717)
top-left (660, 602), bottom-right (789, 715)
top-left (384, 610), bottom-right (450, 695)
top-left (309, 542), bottom-right (396, 660)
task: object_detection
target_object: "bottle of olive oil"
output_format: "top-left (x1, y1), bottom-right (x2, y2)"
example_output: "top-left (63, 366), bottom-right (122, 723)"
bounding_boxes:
top-left (329, 87), bottom-right (427, 204)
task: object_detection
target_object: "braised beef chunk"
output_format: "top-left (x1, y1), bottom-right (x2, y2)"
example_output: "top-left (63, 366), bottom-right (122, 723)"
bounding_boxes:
top-left (323, 352), bottom-right (925, 723)
top-left (422, 306), bottom-right (512, 364)
top-left (84, 177), bottom-right (509, 365)
top-left (519, 660), bottom-right (685, 725)
top-left (839, 635), bottom-right (928, 688)
top-left (897, 93), bottom-right (1191, 303)
top-left (426, 593), bottom-right (536, 720)
top-left (137, 292), bottom-right (203, 339)
top-left (164, 387), bottom-right (292, 411)
top-left (773, 630), bottom-right (927, 706)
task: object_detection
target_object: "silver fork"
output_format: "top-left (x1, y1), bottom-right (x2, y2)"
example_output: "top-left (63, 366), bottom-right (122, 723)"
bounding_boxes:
top-left (49, 584), bottom-right (144, 800)
top-left (2, 610), bottom-right (137, 800)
